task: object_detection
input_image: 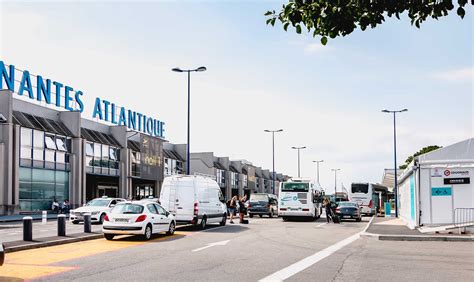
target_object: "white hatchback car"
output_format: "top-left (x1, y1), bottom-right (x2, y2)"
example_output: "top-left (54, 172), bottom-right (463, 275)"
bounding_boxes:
top-left (102, 201), bottom-right (176, 240)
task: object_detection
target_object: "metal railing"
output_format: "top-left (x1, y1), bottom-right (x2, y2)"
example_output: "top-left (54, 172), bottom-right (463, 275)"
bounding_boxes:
top-left (454, 208), bottom-right (474, 234)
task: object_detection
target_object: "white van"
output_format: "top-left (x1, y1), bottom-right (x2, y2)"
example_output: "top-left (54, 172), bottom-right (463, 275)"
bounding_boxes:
top-left (160, 175), bottom-right (227, 229)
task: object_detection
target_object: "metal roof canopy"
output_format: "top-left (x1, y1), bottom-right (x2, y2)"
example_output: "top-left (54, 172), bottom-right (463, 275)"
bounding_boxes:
top-left (416, 138), bottom-right (474, 165)
top-left (81, 128), bottom-right (121, 147)
top-left (12, 111), bottom-right (72, 136)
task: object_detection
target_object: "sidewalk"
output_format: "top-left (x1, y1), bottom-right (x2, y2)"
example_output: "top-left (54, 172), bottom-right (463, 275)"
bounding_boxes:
top-left (362, 217), bottom-right (474, 242)
top-left (0, 213), bottom-right (68, 223)
top-left (2, 232), bottom-right (103, 253)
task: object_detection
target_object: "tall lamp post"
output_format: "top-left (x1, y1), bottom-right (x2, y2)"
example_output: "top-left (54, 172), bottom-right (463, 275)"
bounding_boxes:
top-left (312, 160), bottom-right (324, 186)
top-left (382, 108), bottom-right (407, 218)
top-left (264, 129), bottom-right (283, 194)
top-left (331, 168), bottom-right (340, 200)
top-left (172, 66), bottom-right (207, 175)
top-left (291, 146), bottom-right (306, 178)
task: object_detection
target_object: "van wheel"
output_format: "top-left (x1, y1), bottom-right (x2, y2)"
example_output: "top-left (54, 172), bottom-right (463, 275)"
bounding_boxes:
top-left (282, 217), bottom-right (288, 221)
top-left (200, 217), bottom-right (207, 230)
top-left (220, 214), bottom-right (226, 226)
top-left (72, 220), bottom-right (79, 224)
top-left (249, 214), bottom-right (254, 218)
top-left (167, 222), bottom-right (175, 235)
top-left (104, 234), bottom-right (114, 240)
top-left (143, 224), bottom-right (152, 240)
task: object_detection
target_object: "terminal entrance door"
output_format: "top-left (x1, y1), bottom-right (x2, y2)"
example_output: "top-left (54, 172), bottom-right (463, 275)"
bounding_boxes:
top-left (97, 185), bottom-right (118, 198)
top-left (134, 184), bottom-right (155, 200)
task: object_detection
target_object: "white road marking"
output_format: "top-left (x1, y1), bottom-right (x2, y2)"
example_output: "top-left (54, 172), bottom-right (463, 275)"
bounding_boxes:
top-left (315, 223), bottom-right (326, 228)
top-left (259, 216), bottom-right (374, 282)
top-left (191, 239), bottom-right (230, 252)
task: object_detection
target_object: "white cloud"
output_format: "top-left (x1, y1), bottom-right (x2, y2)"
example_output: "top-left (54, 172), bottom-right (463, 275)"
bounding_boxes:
top-left (432, 67), bottom-right (473, 82)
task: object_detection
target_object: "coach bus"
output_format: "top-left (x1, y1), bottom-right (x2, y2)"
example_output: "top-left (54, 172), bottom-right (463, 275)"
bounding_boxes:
top-left (350, 183), bottom-right (388, 216)
top-left (278, 179), bottom-right (322, 221)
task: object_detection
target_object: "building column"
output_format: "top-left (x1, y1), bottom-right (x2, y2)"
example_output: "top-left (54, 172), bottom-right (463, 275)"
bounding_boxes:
top-left (0, 90), bottom-right (15, 215)
top-left (70, 138), bottom-right (83, 208)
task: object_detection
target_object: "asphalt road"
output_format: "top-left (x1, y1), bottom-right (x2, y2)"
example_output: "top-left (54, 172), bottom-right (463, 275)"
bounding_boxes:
top-left (1, 216), bottom-right (472, 281)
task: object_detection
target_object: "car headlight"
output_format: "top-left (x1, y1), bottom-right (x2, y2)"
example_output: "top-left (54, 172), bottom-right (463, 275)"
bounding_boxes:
top-left (91, 211), bottom-right (100, 215)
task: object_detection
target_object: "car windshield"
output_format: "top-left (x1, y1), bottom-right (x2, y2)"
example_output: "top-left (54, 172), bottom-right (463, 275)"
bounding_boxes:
top-left (250, 194), bottom-right (268, 202)
top-left (282, 183), bottom-right (309, 192)
top-left (86, 199), bottom-right (110, 207)
top-left (111, 204), bottom-right (144, 214)
top-left (338, 202), bottom-right (357, 207)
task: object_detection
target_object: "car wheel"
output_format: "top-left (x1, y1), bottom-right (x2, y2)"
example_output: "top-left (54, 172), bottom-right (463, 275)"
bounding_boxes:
top-left (249, 214), bottom-right (254, 218)
top-left (356, 217), bottom-right (362, 222)
top-left (219, 214), bottom-right (227, 226)
top-left (167, 221), bottom-right (175, 235)
top-left (200, 217), bottom-right (207, 230)
top-left (99, 213), bottom-right (106, 224)
top-left (282, 217), bottom-right (288, 221)
top-left (104, 234), bottom-right (114, 240)
top-left (143, 224), bottom-right (152, 240)
top-left (72, 220), bottom-right (79, 225)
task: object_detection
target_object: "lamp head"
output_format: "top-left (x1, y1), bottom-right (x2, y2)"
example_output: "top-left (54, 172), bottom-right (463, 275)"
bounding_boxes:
top-left (381, 109), bottom-right (390, 113)
top-left (401, 108), bottom-right (408, 112)
top-left (172, 67), bottom-right (183, 73)
top-left (195, 66), bottom-right (207, 72)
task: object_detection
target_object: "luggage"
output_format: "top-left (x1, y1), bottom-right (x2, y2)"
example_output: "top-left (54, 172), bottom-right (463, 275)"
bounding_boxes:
top-left (332, 215), bottom-right (341, 224)
top-left (241, 219), bottom-right (249, 224)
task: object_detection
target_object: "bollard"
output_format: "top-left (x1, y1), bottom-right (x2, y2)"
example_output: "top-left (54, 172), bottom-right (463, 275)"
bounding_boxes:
top-left (23, 216), bottom-right (33, 241)
top-left (58, 214), bottom-right (66, 236)
top-left (42, 211), bottom-right (47, 224)
top-left (0, 243), bottom-right (4, 266)
top-left (84, 213), bottom-right (92, 233)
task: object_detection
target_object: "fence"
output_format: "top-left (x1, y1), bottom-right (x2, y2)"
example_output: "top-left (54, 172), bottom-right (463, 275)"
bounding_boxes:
top-left (454, 208), bottom-right (474, 234)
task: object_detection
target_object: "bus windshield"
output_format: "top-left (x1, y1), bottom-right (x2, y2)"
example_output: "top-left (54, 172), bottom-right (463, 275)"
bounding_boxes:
top-left (282, 183), bottom-right (309, 192)
top-left (351, 184), bottom-right (369, 194)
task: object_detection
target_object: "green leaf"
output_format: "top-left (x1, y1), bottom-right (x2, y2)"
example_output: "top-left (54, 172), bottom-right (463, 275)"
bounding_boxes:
top-left (284, 22), bottom-right (290, 31)
top-left (264, 11), bottom-right (273, 16)
top-left (321, 36), bottom-right (328, 45)
top-left (266, 18), bottom-right (272, 25)
top-left (457, 7), bottom-right (465, 18)
top-left (458, 0), bottom-right (467, 6)
top-left (296, 25), bottom-right (302, 34)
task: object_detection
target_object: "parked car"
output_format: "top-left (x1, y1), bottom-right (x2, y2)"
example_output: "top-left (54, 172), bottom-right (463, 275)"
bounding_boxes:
top-left (70, 197), bottom-right (125, 224)
top-left (102, 201), bottom-right (176, 240)
top-left (248, 193), bottom-right (278, 218)
top-left (335, 202), bottom-right (362, 222)
top-left (160, 175), bottom-right (227, 229)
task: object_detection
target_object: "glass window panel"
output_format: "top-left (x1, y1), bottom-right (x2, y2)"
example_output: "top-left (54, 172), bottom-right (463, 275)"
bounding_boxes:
top-left (45, 150), bottom-right (55, 162)
top-left (21, 147), bottom-right (32, 159)
top-left (109, 147), bottom-right (117, 161)
top-left (21, 127), bottom-right (32, 146)
top-left (56, 136), bottom-right (67, 151)
top-left (33, 130), bottom-right (44, 149)
top-left (94, 143), bottom-right (101, 158)
top-left (86, 156), bottom-right (93, 167)
top-left (33, 149), bottom-right (44, 161)
top-left (45, 134), bottom-right (57, 150)
top-left (86, 142), bottom-right (94, 156)
top-left (56, 151), bottom-right (65, 164)
top-left (102, 145), bottom-right (109, 159)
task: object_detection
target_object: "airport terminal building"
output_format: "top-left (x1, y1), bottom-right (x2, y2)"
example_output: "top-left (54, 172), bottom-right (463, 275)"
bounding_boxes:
top-left (0, 61), bottom-right (288, 215)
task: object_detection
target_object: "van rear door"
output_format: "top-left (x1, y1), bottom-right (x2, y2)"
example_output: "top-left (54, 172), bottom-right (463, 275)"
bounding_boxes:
top-left (176, 179), bottom-right (195, 221)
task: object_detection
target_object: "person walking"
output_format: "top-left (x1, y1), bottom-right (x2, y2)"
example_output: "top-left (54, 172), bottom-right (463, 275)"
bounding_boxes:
top-left (324, 198), bottom-right (332, 223)
top-left (229, 195), bottom-right (238, 224)
top-left (239, 195), bottom-right (248, 224)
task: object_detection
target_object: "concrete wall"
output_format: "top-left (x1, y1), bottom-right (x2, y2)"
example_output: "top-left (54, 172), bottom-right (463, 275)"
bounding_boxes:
top-left (0, 90), bottom-right (15, 214)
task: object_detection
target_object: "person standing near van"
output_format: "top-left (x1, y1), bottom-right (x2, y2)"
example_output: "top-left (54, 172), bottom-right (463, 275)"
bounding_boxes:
top-left (239, 195), bottom-right (248, 223)
top-left (229, 196), bottom-right (238, 224)
top-left (324, 198), bottom-right (332, 223)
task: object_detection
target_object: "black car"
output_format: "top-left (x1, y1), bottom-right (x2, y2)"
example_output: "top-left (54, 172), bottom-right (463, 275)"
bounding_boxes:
top-left (335, 202), bottom-right (362, 222)
top-left (248, 193), bottom-right (278, 218)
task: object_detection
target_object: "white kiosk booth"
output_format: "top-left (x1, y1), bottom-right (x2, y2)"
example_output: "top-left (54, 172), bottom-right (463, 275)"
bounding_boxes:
top-left (398, 138), bottom-right (473, 229)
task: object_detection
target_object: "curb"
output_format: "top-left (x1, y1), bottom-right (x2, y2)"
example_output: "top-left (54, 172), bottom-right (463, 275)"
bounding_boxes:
top-left (4, 233), bottom-right (103, 253)
top-left (361, 232), bottom-right (474, 242)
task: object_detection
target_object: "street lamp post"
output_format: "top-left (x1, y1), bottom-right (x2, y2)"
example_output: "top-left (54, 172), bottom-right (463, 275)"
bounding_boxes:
top-left (264, 129), bottom-right (283, 194)
top-left (312, 160), bottom-right (324, 185)
top-left (331, 168), bottom-right (340, 201)
top-left (291, 146), bottom-right (306, 178)
top-left (172, 66), bottom-right (207, 175)
top-left (382, 108), bottom-right (408, 218)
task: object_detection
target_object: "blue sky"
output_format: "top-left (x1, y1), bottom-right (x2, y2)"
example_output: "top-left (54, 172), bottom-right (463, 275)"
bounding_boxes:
top-left (1, 1), bottom-right (472, 192)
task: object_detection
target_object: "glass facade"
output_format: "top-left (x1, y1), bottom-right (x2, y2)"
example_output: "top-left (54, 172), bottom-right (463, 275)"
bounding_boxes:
top-left (85, 141), bottom-right (120, 176)
top-left (216, 169), bottom-right (226, 187)
top-left (164, 158), bottom-right (183, 176)
top-left (19, 168), bottom-right (69, 211)
top-left (19, 126), bottom-right (71, 211)
top-left (230, 172), bottom-right (239, 189)
top-left (131, 150), bottom-right (141, 177)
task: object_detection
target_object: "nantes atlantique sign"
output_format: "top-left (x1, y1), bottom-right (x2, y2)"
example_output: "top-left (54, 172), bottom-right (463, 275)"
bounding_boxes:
top-left (0, 60), bottom-right (165, 139)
